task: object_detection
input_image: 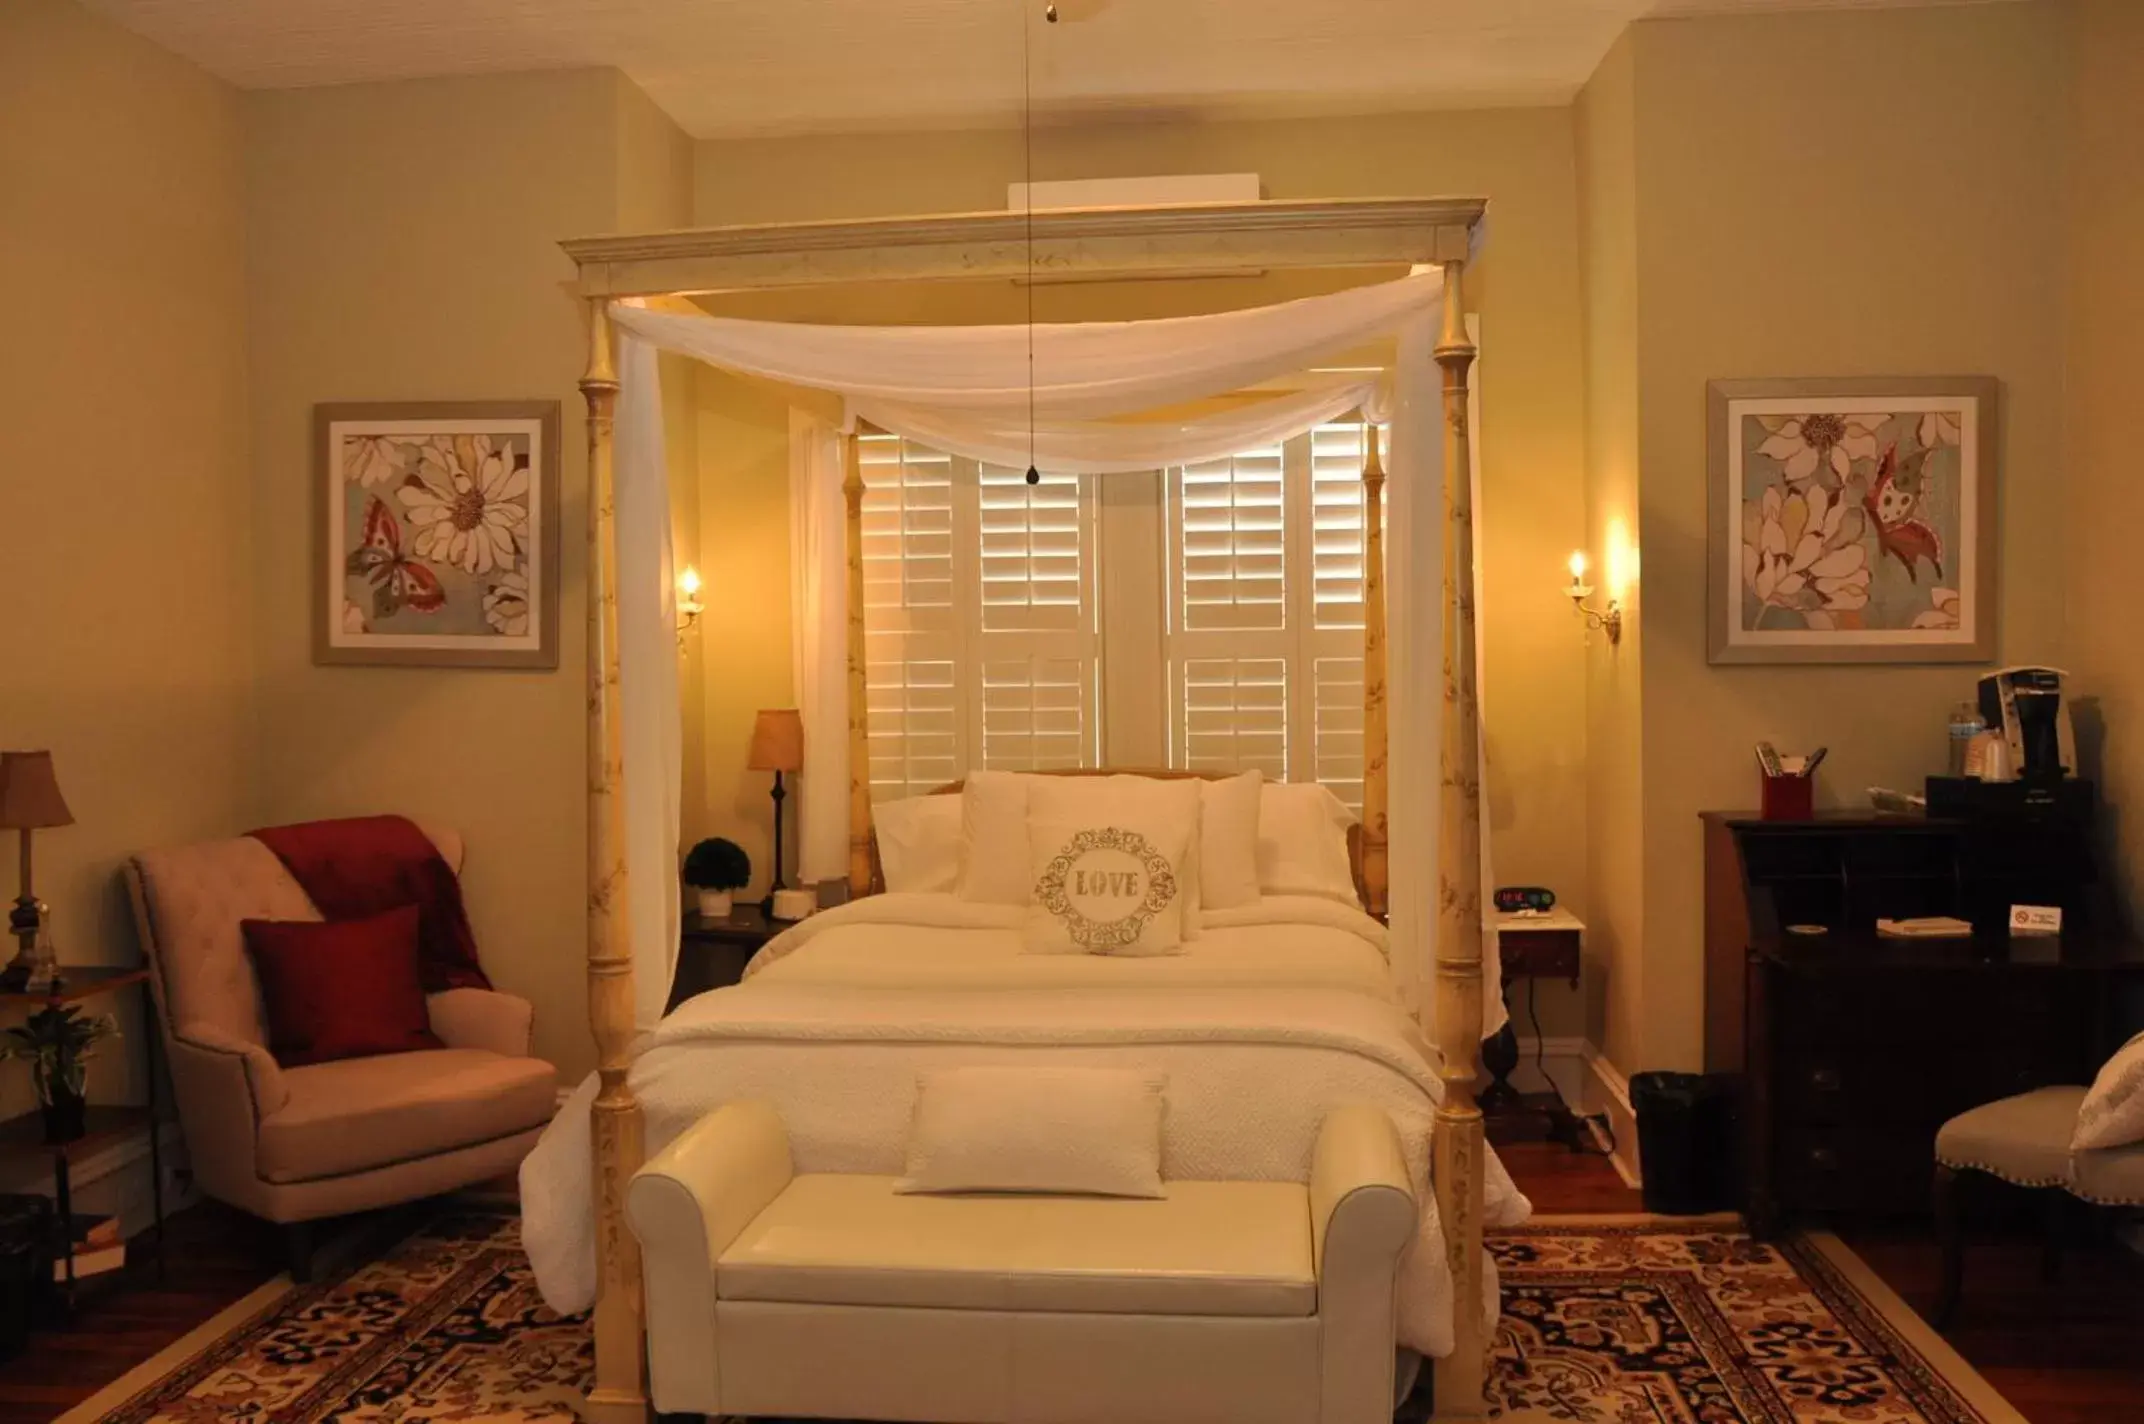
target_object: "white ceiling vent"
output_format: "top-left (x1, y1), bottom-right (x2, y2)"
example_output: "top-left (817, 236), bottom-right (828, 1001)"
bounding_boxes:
top-left (1007, 174), bottom-right (1264, 212)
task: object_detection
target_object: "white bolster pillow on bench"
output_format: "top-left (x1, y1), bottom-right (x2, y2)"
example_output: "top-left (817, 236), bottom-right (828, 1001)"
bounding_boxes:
top-left (898, 1065), bottom-right (1167, 1198)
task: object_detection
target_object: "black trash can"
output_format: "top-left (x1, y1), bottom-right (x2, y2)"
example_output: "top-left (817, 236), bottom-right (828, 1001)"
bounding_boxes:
top-left (1630, 1072), bottom-right (1739, 1215)
top-left (0, 1195), bottom-right (52, 1361)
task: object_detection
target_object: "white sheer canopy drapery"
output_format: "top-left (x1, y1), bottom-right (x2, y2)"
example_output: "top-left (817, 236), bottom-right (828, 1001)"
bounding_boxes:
top-left (610, 270), bottom-right (1500, 1035)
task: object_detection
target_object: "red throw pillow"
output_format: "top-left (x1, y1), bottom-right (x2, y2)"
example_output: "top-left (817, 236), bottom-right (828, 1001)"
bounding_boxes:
top-left (241, 905), bottom-right (444, 1067)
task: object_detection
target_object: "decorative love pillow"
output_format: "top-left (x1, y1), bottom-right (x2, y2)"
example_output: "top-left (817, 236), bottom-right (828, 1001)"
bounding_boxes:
top-left (1025, 812), bottom-right (1194, 957)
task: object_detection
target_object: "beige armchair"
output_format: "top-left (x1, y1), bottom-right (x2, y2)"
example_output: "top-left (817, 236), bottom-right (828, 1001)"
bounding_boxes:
top-left (125, 822), bottom-right (556, 1279)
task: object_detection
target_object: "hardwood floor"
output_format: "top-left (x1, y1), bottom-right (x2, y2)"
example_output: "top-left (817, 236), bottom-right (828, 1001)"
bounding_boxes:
top-left (1, 1150), bottom-right (2137, 1423)
top-left (0, 1201), bottom-right (284, 1424)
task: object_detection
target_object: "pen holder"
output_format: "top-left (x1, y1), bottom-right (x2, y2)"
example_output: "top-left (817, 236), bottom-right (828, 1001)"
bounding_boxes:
top-left (1761, 772), bottom-right (1814, 821)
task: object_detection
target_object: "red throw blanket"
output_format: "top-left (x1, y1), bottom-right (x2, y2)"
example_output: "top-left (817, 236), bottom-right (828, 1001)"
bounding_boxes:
top-left (249, 815), bottom-right (492, 993)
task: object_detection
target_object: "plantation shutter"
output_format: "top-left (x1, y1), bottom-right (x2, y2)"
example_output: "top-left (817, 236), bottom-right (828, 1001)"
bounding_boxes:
top-left (1307, 421), bottom-right (1373, 812)
top-left (859, 432), bottom-right (964, 800)
top-left (1163, 422), bottom-right (1373, 808)
top-left (861, 435), bottom-right (1099, 798)
top-left (974, 461), bottom-right (1099, 772)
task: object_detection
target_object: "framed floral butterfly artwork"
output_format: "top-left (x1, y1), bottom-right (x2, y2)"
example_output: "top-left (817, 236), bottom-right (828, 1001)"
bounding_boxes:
top-left (1708, 377), bottom-right (1998, 665)
top-left (314, 401), bottom-right (561, 668)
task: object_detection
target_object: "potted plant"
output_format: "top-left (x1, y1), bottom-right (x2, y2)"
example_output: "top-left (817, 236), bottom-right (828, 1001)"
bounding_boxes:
top-left (1, 1005), bottom-right (119, 1145)
top-left (682, 837), bottom-right (751, 919)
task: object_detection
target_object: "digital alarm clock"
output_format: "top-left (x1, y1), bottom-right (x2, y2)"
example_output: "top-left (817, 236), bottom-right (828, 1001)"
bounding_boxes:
top-left (1493, 886), bottom-right (1557, 915)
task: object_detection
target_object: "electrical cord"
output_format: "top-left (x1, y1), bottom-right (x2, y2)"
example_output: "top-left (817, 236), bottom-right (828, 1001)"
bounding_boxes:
top-left (1528, 976), bottom-right (1616, 1157)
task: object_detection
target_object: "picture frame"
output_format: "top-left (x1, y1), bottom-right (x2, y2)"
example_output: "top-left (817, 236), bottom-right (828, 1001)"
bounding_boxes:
top-left (1707, 376), bottom-right (1998, 665)
top-left (314, 401), bottom-right (562, 669)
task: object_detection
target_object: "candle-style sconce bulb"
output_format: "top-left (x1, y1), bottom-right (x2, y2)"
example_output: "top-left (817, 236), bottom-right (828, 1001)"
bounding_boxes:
top-left (1563, 549), bottom-right (1622, 644)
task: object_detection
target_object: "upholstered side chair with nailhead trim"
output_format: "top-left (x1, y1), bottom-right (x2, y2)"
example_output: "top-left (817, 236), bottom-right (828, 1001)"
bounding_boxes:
top-left (1932, 1085), bottom-right (2144, 1328)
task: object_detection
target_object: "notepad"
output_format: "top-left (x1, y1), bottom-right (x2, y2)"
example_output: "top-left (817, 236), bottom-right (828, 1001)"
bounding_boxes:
top-left (1876, 916), bottom-right (1973, 939)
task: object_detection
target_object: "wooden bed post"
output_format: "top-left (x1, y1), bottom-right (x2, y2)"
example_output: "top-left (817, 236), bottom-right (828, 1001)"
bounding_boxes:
top-left (579, 299), bottom-right (646, 1424)
top-left (1430, 258), bottom-right (1490, 1420)
top-left (1359, 419), bottom-right (1389, 921)
top-left (844, 429), bottom-right (874, 897)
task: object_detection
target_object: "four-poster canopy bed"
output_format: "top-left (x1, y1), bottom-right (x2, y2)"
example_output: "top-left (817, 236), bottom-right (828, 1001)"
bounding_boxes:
top-left (559, 196), bottom-right (1492, 1422)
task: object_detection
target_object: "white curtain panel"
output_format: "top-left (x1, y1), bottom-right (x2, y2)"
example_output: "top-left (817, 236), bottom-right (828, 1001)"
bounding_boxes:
top-left (1384, 312), bottom-right (1440, 1028)
top-left (788, 408), bottom-right (850, 885)
top-left (614, 335), bottom-right (683, 1032)
top-left (609, 270), bottom-right (1500, 1028)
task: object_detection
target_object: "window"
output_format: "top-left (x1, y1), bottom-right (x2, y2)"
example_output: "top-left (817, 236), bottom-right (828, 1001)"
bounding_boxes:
top-left (1165, 421), bottom-right (1371, 809)
top-left (860, 422), bottom-right (1374, 806)
top-left (860, 432), bottom-right (1100, 801)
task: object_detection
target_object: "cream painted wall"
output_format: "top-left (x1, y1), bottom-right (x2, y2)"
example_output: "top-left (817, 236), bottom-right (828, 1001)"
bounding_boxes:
top-left (690, 108), bottom-right (1595, 1033)
top-left (1610, 4), bottom-right (2067, 1071)
top-left (1574, 33), bottom-right (1647, 1069)
top-left (244, 69), bottom-right (691, 1079)
top-left (0, 0), bottom-right (251, 1111)
top-left (686, 370), bottom-right (802, 895)
top-left (2061, 0), bottom-right (2144, 927)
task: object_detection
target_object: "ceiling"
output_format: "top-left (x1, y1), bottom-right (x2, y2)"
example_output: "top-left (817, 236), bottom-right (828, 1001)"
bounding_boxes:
top-left (85, 0), bottom-right (2012, 140)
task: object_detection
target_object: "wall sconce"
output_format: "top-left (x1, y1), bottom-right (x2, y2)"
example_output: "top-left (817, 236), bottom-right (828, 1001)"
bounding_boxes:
top-left (1565, 551), bottom-right (1623, 644)
top-left (676, 566), bottom-right (704, 638)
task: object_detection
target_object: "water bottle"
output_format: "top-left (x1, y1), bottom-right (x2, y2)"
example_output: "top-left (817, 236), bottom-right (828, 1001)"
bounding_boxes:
top-left (1947, 701), bottom-right (1984, 777)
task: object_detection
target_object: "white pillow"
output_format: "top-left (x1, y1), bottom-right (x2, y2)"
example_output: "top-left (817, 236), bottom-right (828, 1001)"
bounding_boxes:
top-left (1025, 811), bottom-right (1194, 957)
top-left (872, 794), bottom-right (962, 894)
top-left (1029, 775), bottom-right (1204, 938)
top-left (2073, 1031), bottom-right (2144, 1151)
top-left (1257, 781), bottom-right (1361, 907)
top-left (957, 769), bottom-right (1032, 905)
top-left (898, 1066), bottom-right (1166, 1197)
top-left (1198, 770), bottom-right (1264, 911)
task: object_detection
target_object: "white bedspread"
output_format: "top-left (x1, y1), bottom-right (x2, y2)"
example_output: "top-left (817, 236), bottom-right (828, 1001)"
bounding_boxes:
top-left (520, 893), bottom-right (1531, 1356)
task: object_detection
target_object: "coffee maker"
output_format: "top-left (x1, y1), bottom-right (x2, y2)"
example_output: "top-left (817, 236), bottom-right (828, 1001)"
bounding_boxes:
top-left (1977, 666), bottom-right (2076, 783)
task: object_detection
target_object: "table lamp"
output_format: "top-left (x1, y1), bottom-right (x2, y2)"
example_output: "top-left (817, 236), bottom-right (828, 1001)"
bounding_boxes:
top-left (0, 752), bottom-right (74, 993)
top-left (747, 710), bottom-right (804, 911)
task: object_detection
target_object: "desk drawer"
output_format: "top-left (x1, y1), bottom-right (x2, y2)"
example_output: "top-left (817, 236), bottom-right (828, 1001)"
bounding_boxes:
top-left (1775, 974), bottom-right (2083, 1052)
top-left (1774, 1121), bottom-right (1933, 1214)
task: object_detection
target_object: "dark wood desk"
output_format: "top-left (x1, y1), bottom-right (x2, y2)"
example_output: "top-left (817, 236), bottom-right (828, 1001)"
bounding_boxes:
top-left (1744, 927), bottom-right (2144, 1235)
top-left (1703, 808), bottom-right (2141, 1235)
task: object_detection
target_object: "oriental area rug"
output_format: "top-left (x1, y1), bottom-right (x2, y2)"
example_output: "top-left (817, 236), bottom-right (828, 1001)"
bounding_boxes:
top-left (60, 1211), bottom-right (2023, 1424)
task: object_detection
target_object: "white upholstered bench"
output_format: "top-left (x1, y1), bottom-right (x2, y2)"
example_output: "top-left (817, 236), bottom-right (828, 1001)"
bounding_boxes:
top-left (627, 1100), bottom-right (1417, 1424)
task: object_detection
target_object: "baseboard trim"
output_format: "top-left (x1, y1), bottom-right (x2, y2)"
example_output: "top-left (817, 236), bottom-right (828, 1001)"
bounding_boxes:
top-left (1579, 1047), bottom-right (1642, 1189)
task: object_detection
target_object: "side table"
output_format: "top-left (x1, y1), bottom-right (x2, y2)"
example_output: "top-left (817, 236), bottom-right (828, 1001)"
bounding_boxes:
top-left (0, 966), bottom-right (165, 1302)
top-left (667, 905), bottom-right (783, 1013)
top-left (1484, 910), bottom-right (1585, 1148)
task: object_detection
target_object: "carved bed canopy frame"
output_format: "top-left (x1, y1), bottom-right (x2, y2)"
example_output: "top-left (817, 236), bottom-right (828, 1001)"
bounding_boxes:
top-left (561, 195), bottom-right (1491, 1421)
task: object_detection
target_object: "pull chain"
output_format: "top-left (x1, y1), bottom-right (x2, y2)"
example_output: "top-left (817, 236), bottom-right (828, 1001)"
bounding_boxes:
top-left (1024, 3), bottom-right (1054, 483)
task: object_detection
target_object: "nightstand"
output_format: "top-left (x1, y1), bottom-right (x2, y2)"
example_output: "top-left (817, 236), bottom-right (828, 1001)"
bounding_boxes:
top-left (0, 966), bottom-right (166, 1302)
top-left (667, 904), bottom-right (782, 1012)
top-left (1484, 910), bottom-right (1584, 1148)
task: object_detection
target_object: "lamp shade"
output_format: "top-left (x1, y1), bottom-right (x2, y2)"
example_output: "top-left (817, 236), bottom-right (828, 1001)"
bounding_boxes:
top-left (746, 710), bottom-right (804, 773)
top-left (0, 752), bottom-right (73, 830)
